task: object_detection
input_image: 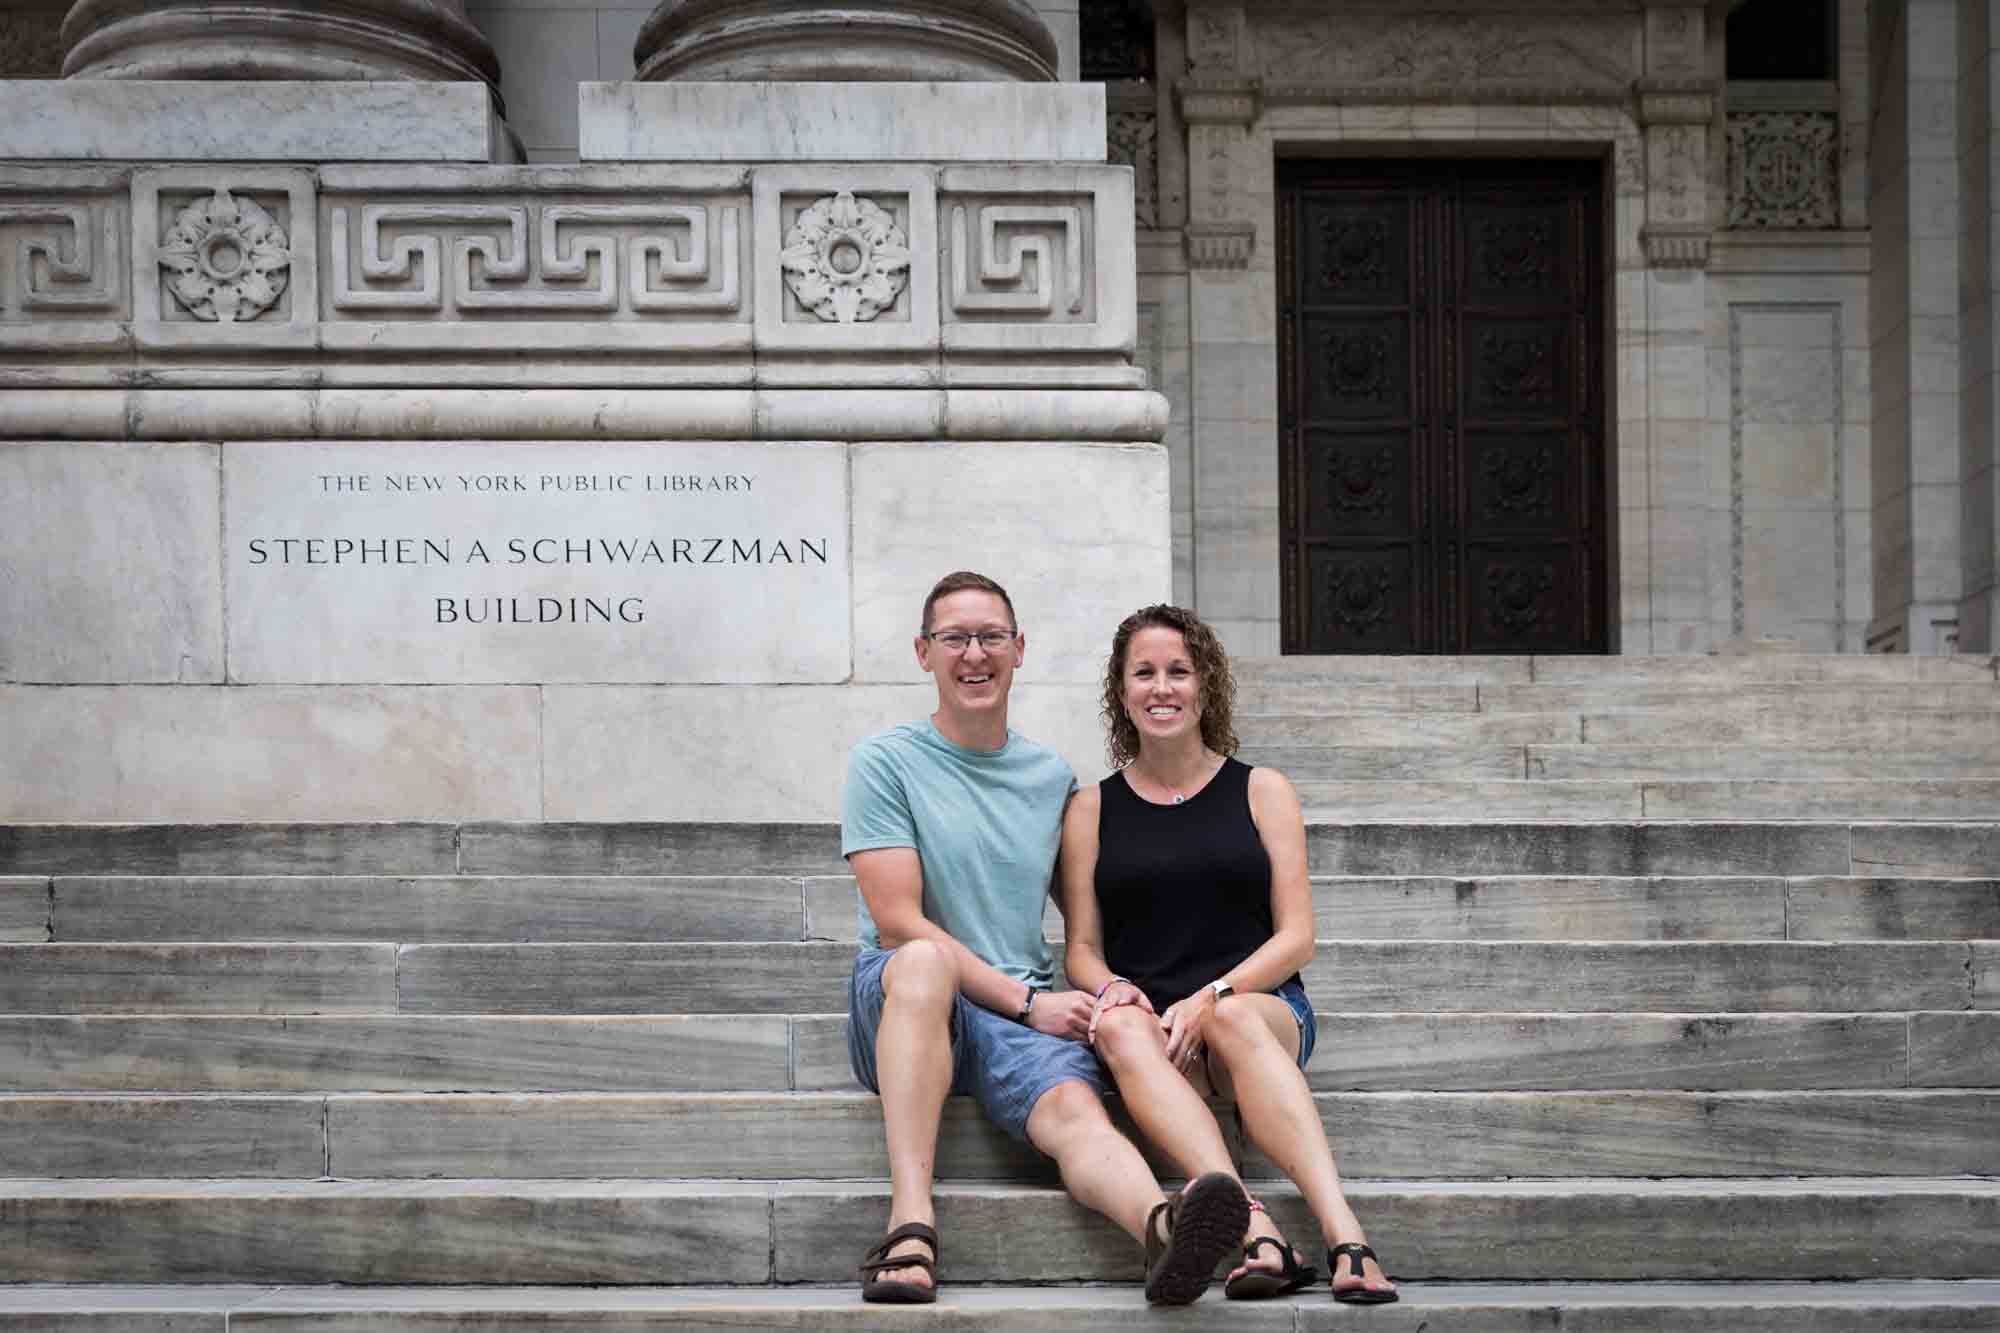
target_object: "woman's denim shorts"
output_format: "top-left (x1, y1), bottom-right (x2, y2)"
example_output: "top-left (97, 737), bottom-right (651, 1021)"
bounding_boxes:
top-left (1272, 977), bottom-right (1317, 1068)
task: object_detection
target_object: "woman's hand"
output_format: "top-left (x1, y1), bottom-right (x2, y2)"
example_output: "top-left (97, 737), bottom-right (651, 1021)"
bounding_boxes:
top-left (1160, 988), bottom-right (1218, 1071)
top-left (1087, 979), bottom-right (1154, 1041)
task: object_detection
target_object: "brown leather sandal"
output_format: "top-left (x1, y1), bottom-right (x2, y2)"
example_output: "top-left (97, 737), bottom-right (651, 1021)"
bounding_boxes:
top-left (860, 1221), bottom-right (939, 1304)
top-left (1142, 1172), bottom-right (1250, 1305)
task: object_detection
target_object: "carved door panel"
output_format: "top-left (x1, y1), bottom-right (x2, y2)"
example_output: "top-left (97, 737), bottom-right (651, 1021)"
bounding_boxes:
top-left (1279, 160), bottom-right (1608, 654)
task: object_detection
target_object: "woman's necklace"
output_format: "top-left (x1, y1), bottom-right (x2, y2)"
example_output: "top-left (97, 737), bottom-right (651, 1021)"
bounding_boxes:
top-left (1131, 752), bottom-right (1220, 805)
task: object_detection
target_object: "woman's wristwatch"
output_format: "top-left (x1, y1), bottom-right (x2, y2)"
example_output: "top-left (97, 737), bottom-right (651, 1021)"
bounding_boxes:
top-left (1207, 979), bottom-right (1234, 1002)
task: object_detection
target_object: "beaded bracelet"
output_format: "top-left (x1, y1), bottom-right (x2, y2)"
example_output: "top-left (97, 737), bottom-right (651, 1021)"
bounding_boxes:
top-left (1094, 975), bottom-right (1132, 1000)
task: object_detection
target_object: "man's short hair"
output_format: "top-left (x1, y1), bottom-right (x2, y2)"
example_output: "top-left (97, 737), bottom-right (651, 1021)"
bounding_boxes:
top-left (920, 571), bottom-right (1018, 634)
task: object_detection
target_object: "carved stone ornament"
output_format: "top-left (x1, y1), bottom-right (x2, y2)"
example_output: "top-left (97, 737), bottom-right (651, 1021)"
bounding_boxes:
top-left (780, 190), bottom-right (910, 323)
top-left (1252, 13), bottom-right (1634, 93)
top-left (158, 188), bottom-right (292, 323)
top-left (1106, 110), bottom-right (1158, 230)
top-left (0, 11), bottom-right (65, 78)
top-left (1727, 112), bottom-right (1839, 230)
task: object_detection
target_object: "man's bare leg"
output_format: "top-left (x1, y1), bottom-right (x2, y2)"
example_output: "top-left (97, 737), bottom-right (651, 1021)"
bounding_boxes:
top-left (1024, 1079), bottom-right (1165, 1243)
top-left (872, 939), bottom-right (959, 1290)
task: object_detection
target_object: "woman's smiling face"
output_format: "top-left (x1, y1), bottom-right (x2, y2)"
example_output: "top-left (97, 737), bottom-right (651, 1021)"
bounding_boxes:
top-left (1122, 624), bottom-right (1202, 745)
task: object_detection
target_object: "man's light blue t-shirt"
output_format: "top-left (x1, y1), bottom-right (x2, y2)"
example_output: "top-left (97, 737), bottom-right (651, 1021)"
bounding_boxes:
top-left (841, 719), bottom-right (1076, 988)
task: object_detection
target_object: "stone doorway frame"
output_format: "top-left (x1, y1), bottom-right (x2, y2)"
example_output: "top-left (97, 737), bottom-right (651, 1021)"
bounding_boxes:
top-left (1185, 103), bottom-right (1655, 656)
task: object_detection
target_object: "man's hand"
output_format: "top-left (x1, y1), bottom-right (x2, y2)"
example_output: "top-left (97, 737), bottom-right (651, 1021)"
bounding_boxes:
top-left (1087, 980), bottom-right (1155, 1041)
top-left (1027, 988), bottom-right (1095, 1041)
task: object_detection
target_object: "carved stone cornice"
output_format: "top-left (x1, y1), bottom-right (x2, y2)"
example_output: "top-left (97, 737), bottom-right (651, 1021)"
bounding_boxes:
top-left (1636, 77), bottom-right (1718, 125)
top-left (1184, 220), bottom-right (1255, 270)
top-left (1177, 76), bottom-right (1261, 126)
top-left (1640, 223), bottom-right (1710, 269)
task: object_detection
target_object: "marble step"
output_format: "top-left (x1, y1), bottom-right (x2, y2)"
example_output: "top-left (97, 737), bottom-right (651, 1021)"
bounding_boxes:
top-left (1, 940), bottom-right (1984, 1015)
top-left (1291, 779), bottom-right (2000, 821)
top-left (1231, 654), bottom-right (2000, 686)
top-left (42, 875), bottom-right (835, 944)
top-left (1241, 708), bottom-right (2000, 747)
top-left (1242, 744), bottom-right (2000, 781)
top-left (1, 1178), bottom-right (1995, 1284)
top-left (8, 1091), bottom-right (1991, 1181)
top-left (1245, 682), bottom-right (2000, 716)
top-left (10, 1010), bottom-right (1985, 1095)
top-left (6, 821), bottom-right (1995, 878)
top-left (42, 873), bottom-right (1996, 944)
top-left (5, 1282), bottom-right (2000, 1333)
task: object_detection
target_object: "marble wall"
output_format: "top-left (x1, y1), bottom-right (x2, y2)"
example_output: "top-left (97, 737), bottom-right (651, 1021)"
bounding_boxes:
top-left (1960, 0), bottom-right (2000, 650)
top-left (1872, 0), bottom-right (1968, 653)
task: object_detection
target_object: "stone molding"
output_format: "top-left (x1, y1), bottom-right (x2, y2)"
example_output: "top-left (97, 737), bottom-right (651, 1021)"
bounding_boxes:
top-left (1184, 220), bottom-right (1255, 271)
top-left (60, 0), bottom-right (501, 94)
top-left (1635, 78), bottom-right (1716, 126)
top-left (631, 0), bottom-right (1058, 83)
top-left (0, 161), bottom-right (1141, 388)
top-left (0, 387), bottom-right (1171, 442)
top-left (1177, 76), bottom-right (1260, 127)
top-left (1640, 223), bottom-right (1710, 269)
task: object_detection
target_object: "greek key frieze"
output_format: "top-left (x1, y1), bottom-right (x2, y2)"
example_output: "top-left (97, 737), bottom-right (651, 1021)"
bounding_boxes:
top-left (0, 202), bottom-right (125, 320)
top-left (328, 200), bottom-right (744, 318)
top-left (947, 204), bottom-right (1085, 319)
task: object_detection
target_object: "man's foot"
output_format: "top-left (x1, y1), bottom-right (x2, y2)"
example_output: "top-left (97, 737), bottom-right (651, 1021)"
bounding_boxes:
top-left (1143, 1172), bottom-right (1250, 1305)
top-left (1328, 1240), bottom-right (1399, 1304)
top-left (859, 1221), bottom-right (939, 1303)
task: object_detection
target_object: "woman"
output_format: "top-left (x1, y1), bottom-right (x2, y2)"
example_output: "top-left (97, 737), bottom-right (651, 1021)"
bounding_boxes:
top-left (1057, 604), bottom-right (1397, 1304)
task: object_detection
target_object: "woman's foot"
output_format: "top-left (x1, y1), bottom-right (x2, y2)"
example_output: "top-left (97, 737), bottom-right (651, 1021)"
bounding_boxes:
top-left (1328, 1240), bottom-right (1398, 1304)
top-left (1222, 1200), bottom-right (1317, 1299)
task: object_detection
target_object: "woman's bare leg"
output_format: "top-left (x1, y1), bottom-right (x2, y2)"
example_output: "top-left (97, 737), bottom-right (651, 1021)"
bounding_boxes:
top-left (1204, 994), bottom-right (1394, 1297)
top-left (1090, 1004), bottom-right (1236, 1181)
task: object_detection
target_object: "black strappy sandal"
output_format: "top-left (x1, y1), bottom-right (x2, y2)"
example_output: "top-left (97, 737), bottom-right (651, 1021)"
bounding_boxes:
top-left (1224, 1234), bottom-right (1320, 1299)
top-left (1142, 1172), bottom-right (1251, 1305)
top-left (1328, 1241), bottom-right (1399, 1304)
top-left (859, 1221), bottom-right (939, 1304)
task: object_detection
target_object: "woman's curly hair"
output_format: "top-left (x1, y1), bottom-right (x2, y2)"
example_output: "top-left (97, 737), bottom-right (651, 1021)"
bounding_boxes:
top-left (1100, 604), bottom-right (1239, 768)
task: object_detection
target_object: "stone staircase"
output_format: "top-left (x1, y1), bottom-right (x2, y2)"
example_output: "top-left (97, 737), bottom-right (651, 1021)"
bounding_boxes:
top-left (2, 655), bottom-right (1999, 1330)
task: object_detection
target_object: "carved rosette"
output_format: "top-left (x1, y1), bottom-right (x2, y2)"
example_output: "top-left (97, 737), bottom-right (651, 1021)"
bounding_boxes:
top-left (1727, 112), bottom-right (1839, 230)
top-left (779, 191), bottom-right (910, 323)
top-left (158, 188), bottom-right (292, 323)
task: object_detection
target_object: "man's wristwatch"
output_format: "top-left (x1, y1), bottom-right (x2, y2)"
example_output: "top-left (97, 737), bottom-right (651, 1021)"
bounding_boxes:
top-left (1016, 985), bottom-right (1041, 1024)
top-left (1207, 979), bottom-right (1234, 1002)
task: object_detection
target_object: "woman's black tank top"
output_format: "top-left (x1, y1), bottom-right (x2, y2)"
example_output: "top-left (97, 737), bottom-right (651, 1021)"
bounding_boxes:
top-left (1093, 757), bottom-right (1299, 1011)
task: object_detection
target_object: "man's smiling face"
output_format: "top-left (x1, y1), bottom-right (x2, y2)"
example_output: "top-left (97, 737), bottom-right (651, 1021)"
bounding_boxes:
top-left (916, 589), bottom-right (1025, 722)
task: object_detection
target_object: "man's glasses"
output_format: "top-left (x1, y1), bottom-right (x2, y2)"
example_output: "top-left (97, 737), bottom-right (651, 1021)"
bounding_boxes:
top-left (924, 630), bottom-right (1018, 653)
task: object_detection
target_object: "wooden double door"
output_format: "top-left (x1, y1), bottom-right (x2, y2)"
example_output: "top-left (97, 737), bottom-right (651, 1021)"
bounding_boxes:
top-left (1278, 159), bottom-right (1609, 654)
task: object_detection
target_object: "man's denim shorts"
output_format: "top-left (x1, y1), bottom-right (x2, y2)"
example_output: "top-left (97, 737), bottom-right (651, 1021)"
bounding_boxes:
top-left (1272, 977), bottom-right (1318, 1069)
top-left (846, 946), bottom-right (1110, 1145)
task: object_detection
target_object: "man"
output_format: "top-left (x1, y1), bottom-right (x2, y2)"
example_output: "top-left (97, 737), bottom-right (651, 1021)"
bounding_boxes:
top-left (842, 570), bottom-right (1249, 1305)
